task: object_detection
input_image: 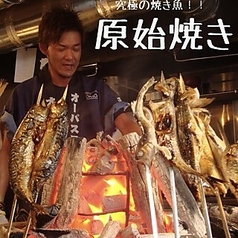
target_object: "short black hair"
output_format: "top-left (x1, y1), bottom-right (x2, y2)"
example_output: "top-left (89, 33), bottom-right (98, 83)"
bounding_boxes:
top-left (38, 7), bottom-right (84, 46)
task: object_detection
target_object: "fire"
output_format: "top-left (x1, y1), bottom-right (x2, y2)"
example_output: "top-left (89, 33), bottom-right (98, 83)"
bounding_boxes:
top-left (43, 136), bottom-right (174, 237)
top-left (69, 139), bottom-right (135, 237)
top-left (71, 173), bottom-right (131, 236)
top-left (163, 212), bottom-right (173, 233)
top-left (104, 177), bottom-right (126, 195)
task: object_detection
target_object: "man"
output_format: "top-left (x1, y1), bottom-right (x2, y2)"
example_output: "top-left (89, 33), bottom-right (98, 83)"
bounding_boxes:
top-left (0, 7), bottom-right (141, 223)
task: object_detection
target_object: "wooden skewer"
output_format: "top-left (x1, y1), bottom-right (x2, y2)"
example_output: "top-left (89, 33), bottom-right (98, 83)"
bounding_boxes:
top-left (6, 194), bottom-right (18, 238)
top-left (199, 179), bottom-right (213, 238)
top-left (22, 193), bottom-right (39, 238)
top-left (22, 211), bottom-right (32, 238)
top-left (214, 187), bottom-right (231, 238)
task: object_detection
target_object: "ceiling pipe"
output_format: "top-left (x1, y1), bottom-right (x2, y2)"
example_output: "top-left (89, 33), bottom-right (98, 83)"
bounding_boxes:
top-left (0, 0), bottom-right (220, 54)
top-left (0, 0), bottom-right (145, 54)
top-left (0, 0), bottom-right (25, 10)
top-left (183, 0), bottom-right (220, 22)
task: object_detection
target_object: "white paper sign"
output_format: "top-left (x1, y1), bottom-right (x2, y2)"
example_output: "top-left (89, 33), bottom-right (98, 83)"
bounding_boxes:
top-left (14, 48), bottom-right (37, 83)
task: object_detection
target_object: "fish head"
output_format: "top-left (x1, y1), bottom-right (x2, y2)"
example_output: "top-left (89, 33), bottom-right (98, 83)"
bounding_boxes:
top-left (31, 104), bottom-right (49, 122)
top-left (50, 84), bottom-right (68, 117)
top-left (227, 143), bottom-right (238, 157)
top-left (50, 99), bottom-right (68, 118)
top-left (154, 76), bottom-right (178, 99)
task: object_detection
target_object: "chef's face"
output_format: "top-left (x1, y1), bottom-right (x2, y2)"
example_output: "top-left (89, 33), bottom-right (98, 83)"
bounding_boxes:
top-left (41, 31), bottom-right (82, 85)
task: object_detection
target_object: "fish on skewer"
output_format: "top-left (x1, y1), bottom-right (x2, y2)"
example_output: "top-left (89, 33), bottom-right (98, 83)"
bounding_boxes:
top-left (149, 74), bottom-right (207, 179)
top-left (9, 85), bottom-right (68, 213)
top-left (151, 74), bottom-right (231, 196)
top-left (132, 74), bottom-right (236, 237)
top-left (132, 76), bottom-right (201, 232)
top-left (202, 116), bottom-right (238, 200)
top-left (215, 120), bottom-right (238, 198)
top-left (179, 79), bottom-right (238, 200)
top-left (174, 75), bottom-right (228, 200)
top-left (226, 143), bottom-right (238, 194)
top-left (147, 74), bottom-right (232, 238)
top-left (132, 76), bottom-right (172, 166)
top-left (131, 75), bottom-right (208, 235)
top-left (131, 77), bottom-right (171, 233)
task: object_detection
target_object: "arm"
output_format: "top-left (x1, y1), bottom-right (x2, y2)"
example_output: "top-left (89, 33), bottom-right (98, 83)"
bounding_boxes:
top-left (0, 129), bottom-right (11, 203)
top-left (0, 129), bottom-right (11, 223)
top-left (100, 81), bottom-right (141, 136)
top-left (114, 112), bottom-right (141, 136)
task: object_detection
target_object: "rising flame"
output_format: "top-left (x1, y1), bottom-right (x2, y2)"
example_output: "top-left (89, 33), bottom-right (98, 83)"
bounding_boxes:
top-left (69, 139), bottom-right (134, 237)
top-left (45, 137), bottom-right (173, 237)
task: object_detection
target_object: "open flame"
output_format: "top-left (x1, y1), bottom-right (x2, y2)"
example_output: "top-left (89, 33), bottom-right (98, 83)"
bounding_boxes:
top-left (40, 136), bottom-right (174, 237)
top-left (69, 140), bottom-right (138, 237)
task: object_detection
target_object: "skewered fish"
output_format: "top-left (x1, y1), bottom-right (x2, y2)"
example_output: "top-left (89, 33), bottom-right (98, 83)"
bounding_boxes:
top-left (135, 74), bottom-right (238, 200)
top-left (132, 76), bottom-right (171, 166)
top-left (204, 118), bottom-right (238, 200)
top-left (132, 74), bottom-right (236, 238)
top-left (131, 78), bottom-right (170, 233)
top-left (9, 85), bottom-right (68, 212)
top-left (174, 76), bottom-right (228, 199)
top-left (226, 143), bottom-right (238, 190)
top-left (148, 74), bottom-right (206, 178)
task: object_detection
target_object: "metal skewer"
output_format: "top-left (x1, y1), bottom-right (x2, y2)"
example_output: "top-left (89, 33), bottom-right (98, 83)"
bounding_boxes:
top-left (145, 164), bottom-right (159, 238)
top-left (169, 167), bottom-right (180, 238)
top-left (199, 179), bottom-right (213, 238)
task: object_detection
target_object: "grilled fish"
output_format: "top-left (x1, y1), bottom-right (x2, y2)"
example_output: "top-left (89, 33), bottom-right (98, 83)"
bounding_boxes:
top-left (150, 74), bottom-right (205, 178)
top-left (226, 143), bottom-right (238, 191)
top-left (134, 74), bottom-right (234, 238)
top-left (10, 102), bottom-right (49, 204)
top-left (151, 75), bottom-right (233, 198)
top-left (9, 85), bottom-right (68, 211)
top-left (132, 76), bottom-right (171, 166)
top-left (203, 116), bottom-right (238, 199)
top-left (175, 76), bottom-right (227, 199)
